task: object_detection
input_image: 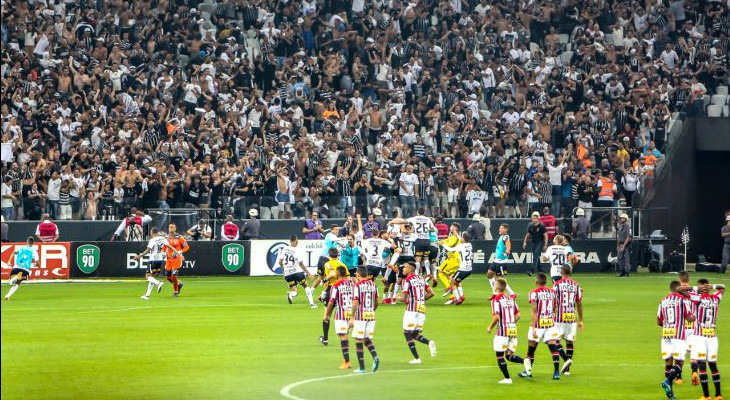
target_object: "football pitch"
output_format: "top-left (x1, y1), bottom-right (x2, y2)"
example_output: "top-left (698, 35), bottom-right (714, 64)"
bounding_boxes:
top-left (2, 273), bottom-right (728, 400)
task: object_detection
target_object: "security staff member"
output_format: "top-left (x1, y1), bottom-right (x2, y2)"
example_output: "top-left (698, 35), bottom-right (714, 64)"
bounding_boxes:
top-left (616, 213), bottom-right (632, 277)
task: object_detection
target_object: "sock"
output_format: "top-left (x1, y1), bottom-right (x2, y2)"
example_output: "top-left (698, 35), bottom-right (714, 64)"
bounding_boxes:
top-left (365, 339), bottom-right (378, 358)
top-left (390, 290), bottom-right (397, 302)
top-left (413, 332), bottom-right (430, 345)
top-left (404, 332), bottom-right (419, 359)
top-left (423, 260), bottom-right (430, 277)
top-left (527, 344), bottom-right (537, 365)
top-left (6, 284), bottom-right (19, 298)
top-left (431, 262), bottom-right (439, 278)
top-left (709, 362), bottom-right (722, 396)
top-left (675, 360), bottom-right (684, 379)
top-left (699, 362), bottom-right (710, 397)
top-left (489, 278), bottom-right (497, 293)
top-left (667, 364), bottom-right (682, 384)
top-left (415, 261), bottom-right (421, 275)
top-left (145, 282), bottom-right (155, 296)
top-left (691, 361), bottom-right (698, 375)
top-left (147, 276), bottom-right (160, 285)
top-left (506, 353), bottom-right (524, 364)
top-left (290, 290), bottom-right (298, 300)
top-left (548, 343), bottom-right (561, 373)
top-left (566, 341), bottom-right (574, 359)
top-left (384, 290), bottom-right (391, 300)
top-left (457, 286), bottom-right (464, 299)
top-left (438, 270), bottom-right (450, 288)
top-left (322, 320), bottom-right (330, 341)
top-left (496, 352), bottom-right (510, 379)
top-left (304, 286), bottom-right (315, 305)
top-left (665, 365), bottom-right (673, 381)
top-left (340, 338), bottom-right (350, 363)
top-left (505, 283), bottom-right (515, 295)
top-left (356, 342), bottom-right (365, 370)
top-left (555, 344), bottom-right (569, 361)
top-left (171, 275), bottom-right (179, 292)
top-left (8, 276), bottom-right (17, 285)
top-left (394, 283), bottom-right (400, 297)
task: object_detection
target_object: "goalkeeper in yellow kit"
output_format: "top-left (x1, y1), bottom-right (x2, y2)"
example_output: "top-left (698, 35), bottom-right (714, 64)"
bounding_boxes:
top-left (437, 222), bottom-right (462, 293)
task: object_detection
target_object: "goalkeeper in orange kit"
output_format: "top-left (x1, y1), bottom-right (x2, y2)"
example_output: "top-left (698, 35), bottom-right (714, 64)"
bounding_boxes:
top-left (165, 222), bottom-right (190, 297)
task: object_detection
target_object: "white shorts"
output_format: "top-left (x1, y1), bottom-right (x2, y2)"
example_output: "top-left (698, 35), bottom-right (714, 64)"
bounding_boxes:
top-left (685, 329), bottom-right (694, 350)
top-left (403, 311), bottom-right (425, 331)
top-left (557, 322), bottom-right (578, 341)
top-left (690, 336), bottom-right (719, 362)
top-left (528, 326), bottom-right (561, 343)
top-left (352, 320), bottom-right (376, 339)
top-left (493, 335), bottom-right (519, 353)
top-left (334, 319), bottom-right (349, 335)
top-left (661, 338), bottom-right (688, 361)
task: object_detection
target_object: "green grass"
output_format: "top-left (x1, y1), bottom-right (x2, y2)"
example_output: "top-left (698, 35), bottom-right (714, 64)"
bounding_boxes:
top-left (2, 273), bottom-right (729, 400)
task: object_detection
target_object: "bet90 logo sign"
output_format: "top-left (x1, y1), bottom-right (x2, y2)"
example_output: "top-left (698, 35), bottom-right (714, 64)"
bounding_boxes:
top-left (76, 245), bottom-right (100, 274)
top-left (221, 244), bottom-right (245, 272)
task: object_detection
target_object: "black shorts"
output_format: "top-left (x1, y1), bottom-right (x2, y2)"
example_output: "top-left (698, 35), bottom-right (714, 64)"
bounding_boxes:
top-left (10, 268), bottom-right (30, 280)
top-left (454, 270), bottom-right (472, 282)
top-left (348, 267), bottom-right (358, 277)
top-left (398, 265), bottom-right (408, 279)
top-left (368, 128), bottom-right (381, 145)
top-left (428, 245), bottom-right (439, 262)
top-left (367, 265), bottom-right (381, 279)
top-left (147, 260), bottom-right (165, 275)
top-left (317, 256), bottom-right (329, 276)
top-left (414, 239), bottom-right (431, 257)
top-left (398, 256), bottom-right (415, 266)
top-left (285, 272), bottom-right (307, 288)
top-left (489, 262), bottom-right (507, 276)
top-left (385, 267), bottom-right (397, 285)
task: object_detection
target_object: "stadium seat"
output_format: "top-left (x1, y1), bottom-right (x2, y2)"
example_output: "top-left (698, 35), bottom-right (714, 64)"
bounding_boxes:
top-left (558, 34), bottom-right (569, 44)
top-left (702, 94), bottom-right (711, 109)
top-left (529, 42), bottom-right (539, 53)
top-left (724, 105), bottom-right (730, 117)
top-left (199, 3), bottom-right (216, 14)
top-left (560, 51), bottom-right (573, 64)
top-left (711, 94), bottom-right (727, 105)
top-left (706, 105), bottom-right (722, 117)
top-left (717, 86), bottom-right (729, 95)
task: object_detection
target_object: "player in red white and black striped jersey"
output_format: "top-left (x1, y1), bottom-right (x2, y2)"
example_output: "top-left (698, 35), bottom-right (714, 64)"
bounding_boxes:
top-left (657, 280), bottom-right (695, 399)
top-left (324, 266), bottom-right (355, 370)
top-left (487, 278), bottom-right (528, 385)
top-left (678, 271), bottom-right (699, 384)
top-left (520, 273), bottom-right (569, 380)
top-left (350, 266), bottom-right (380, 373)
top-left (689, 279), bottom-right (725, 400)
top-left (554, 265), bottom-right (584, 375)
top-left (399, 263), bottom-right (436, 364)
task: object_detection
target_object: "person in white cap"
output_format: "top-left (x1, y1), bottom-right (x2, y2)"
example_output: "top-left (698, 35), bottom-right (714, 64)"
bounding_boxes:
top-left (242, 208), bottom-right (260, 240)
top-left (616, 213), bottom-right (632, 277)
top-left (572, 208), bottom-right (590, 240)
top-left (721, 214), bottom-right (730, 274)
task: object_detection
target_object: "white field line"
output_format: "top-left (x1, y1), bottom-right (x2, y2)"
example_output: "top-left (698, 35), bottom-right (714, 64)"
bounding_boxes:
top-left (279, 363), bottom-right (674, 400)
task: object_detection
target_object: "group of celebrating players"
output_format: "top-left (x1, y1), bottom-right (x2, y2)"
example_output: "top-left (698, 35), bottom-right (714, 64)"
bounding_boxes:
top-left (657, 271), bottom-right (724, 400)
top-left (277, 208), bottom-right (587, 383)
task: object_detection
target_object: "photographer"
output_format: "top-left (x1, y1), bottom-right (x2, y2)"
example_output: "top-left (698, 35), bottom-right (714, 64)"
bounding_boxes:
top-left (187, 218), bottom-right (212, 241)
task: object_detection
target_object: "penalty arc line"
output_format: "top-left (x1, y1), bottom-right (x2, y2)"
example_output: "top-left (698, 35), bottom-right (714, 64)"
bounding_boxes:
top-left (279, 363), bottom-right (661, 400)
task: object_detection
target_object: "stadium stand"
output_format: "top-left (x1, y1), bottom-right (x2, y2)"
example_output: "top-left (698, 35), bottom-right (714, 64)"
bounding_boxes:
top-left (1, 0), bottom-right (728, 223)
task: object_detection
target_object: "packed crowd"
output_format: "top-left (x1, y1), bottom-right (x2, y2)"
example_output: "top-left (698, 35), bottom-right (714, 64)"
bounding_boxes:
top-left (1, 0), bottom-right (729, 223)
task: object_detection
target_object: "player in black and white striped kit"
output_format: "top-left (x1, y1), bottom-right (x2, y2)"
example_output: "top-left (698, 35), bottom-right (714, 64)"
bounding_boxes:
top-left (385, 223), bottom-right (417, 305)
top-left (278, 235), bottom-right (316, 308)
top-left (407, 208), bottom-right (437, 276)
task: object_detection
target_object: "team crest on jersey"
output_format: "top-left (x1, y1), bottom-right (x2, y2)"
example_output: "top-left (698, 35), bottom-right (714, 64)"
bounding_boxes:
top-left (266, 242), bottom-right (288, 274)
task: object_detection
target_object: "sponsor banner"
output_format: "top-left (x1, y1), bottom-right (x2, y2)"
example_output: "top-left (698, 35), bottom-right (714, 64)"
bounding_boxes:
top-left (249, 239), bottom-right (620, 276)
top-left (250, 240), bottom-right (325, 276)
top-left (1, 242), bottom-right (71, 280)
top-left (470, 240), bottom-right (621, 273)
top-left (69, 241), bottom-right (250, 277)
